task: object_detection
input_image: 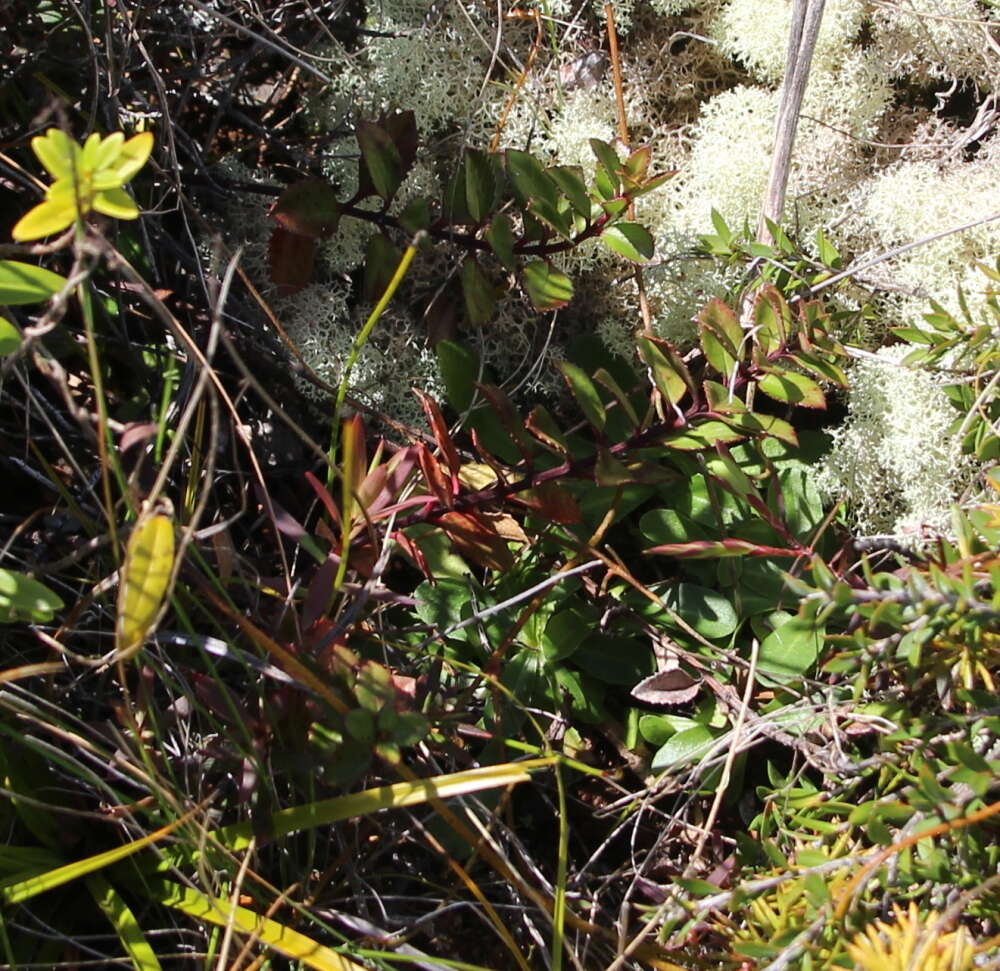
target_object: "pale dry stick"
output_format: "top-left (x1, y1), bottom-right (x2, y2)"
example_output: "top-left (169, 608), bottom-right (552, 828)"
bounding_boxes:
top-left (489, 7), bottom-right (544, 153)
top-left (956, 361), bottom-right (1000, 443)
top-left (807, 210), bottom-right (1000, 298)
top-left (215, 837), bottom-right (257, 971)
top-left (757, 0), bottom-right (826, 247)
top-left (416, 560), bottom-right (603, 650)
top-left (760, 912), bottom-right (829, 971)
top-left (739, 0), bottom-right (825, 383)
top-left (476, 0), bottom-right (505, 98)
top-left (685, 636), bottom-right (760, 875)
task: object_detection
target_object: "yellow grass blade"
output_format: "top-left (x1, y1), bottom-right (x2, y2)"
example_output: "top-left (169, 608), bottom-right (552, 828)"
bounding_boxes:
top-left (147, 879), bottom-right (368, 971)
top-left (0, 802), bottom-right (202, 905)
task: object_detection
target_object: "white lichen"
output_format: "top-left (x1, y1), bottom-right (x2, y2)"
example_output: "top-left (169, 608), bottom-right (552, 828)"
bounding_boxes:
top-left (815, 344), bottom-right (978, 540)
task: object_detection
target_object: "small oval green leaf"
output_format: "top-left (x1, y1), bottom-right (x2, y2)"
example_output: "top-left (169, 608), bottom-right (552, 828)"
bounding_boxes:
top-left (522, 260), bottom-right (573, 311)
top-left (0, 261), bottom-right (68, 305)
top-left (557, 360), bottom-right (605, 431)
top-left (601, 222), bottom-right (654, 263)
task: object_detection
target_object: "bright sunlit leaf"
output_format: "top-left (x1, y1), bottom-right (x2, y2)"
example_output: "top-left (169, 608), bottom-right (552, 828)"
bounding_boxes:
top-left (116, 503), bottom-right (175, 659)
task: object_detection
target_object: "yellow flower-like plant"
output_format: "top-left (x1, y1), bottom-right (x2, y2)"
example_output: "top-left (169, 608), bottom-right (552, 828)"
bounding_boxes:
top-left (846, 902), bottom-right (975, 971)
top-left (12, 128), bottom-right (153, 242)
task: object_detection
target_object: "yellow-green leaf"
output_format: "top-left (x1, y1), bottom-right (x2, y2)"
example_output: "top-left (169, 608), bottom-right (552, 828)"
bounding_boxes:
top-left (91, 132), bottom-right (125, 172)
top-left (522, 260), bottom-right (573, 310)
top-left (757, 369), bottom-right (826, 409)
top-left (601, 223), bottom-right (655, 263)
top-left (11, 196), bottom-right (77, 241)
top-left (112, 131), bottom-right (155, 183)
top-left (31, 129), bottom-right (77, 181)
top-left (148, 758), bottom-right (557, 870)
top-left (80, 131), bottom-right (103, 170)
top-left (92, 187), bottom-right (139, 220)
top-left (116, 508), bottom-right (175, 659)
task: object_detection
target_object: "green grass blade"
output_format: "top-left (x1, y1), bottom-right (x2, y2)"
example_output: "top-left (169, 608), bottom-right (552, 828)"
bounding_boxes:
top-left (148, 757), bottom-right (556, 871)
top-left (87, 873), bottom-right (163, 971)
top-left (0, 803), bottom-right (201, 905)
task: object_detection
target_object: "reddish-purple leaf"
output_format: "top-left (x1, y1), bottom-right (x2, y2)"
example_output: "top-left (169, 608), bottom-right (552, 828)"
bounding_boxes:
top-left (268, 227), bottom-right (316, 296)
top-left (413, 389), bottom-right (462, 478)
top-left (437, 510), bottom-right (514, 571)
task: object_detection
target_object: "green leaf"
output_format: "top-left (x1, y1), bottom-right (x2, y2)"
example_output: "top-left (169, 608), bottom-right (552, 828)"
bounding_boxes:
top-left (589, 139), bottom-right (622, 193)
top-left (659, 583), bottom-right (739, 639)
top-left (526, 404), bottom-right (570, 454)
top-left (573, 635), bottom-right (654, 685)
top-left (789, 352), bottom-right (847, 387)
top-left (651, 725), bottom-right (716, 772)
top-left (637, 335), bottom-right (693, 405)
top-left (542, 606), bottom-right (592, 662)
top-left (144, 879), bottom-right (373, 971)
top-left (754, 286), bottom-right (789, 354)
top-left (111, 131), bottom-right (154, 184)
top-left (0, 318), bottom-right (22, 357)
top-left (505, 149), bottom-right (558, 208)
top-left (757, 370), bottom-right (826, 409)
top-left (815, 227), bottom-right (840, 266)
top-left (31, 128), bottom-right (77, 181)
top-left (622, 145), bottom-right (652, 183)
top-left (529, 195), bottom-right (574, 238)
top-left (398, 196), bottom-right (432, 234)
top-left (627, 170), bottom-right (676, 199)
top-left (697, 298), bottom-right (743, 376)
top-left (460, 257), bottom-right (497, 325)
top-left (599, 198), bottom-right (629, 219)
top-left (0, 260), bottom-right (67, 305)
top-left (557, 360), bottom-right (605, 431)
top-left (391, 711), bottom-right (429, 746)
top-left (757, 613), bottom-right (822, 684)
top-left (0, 569), bottom-right (64, 623)
top-left (464, 148), bottom-right (498, 224)
top-left (547, 165), bottom-right (591, 219)
top-left (593, 367), bottom-right (640, 429)
top-left (356, 120), bottom-right (403, 202)
top-left (485, 212), bottom-right (516, 270)
top-left (117, 511), bottom-right (175, 659)
top-left (640, 508), bottom-right (711, 546)
top-left (345, 708), bottom-right (376, 743)
top-left (601, 222), bottom-right (655, 262)
top-left (522, 260), bottom-right (573, 310)
top-left (721, 411), bottom-right (798, 446)
top-left (436, 339), bottom-right (478, 412)
top-left (660, 420), bottom-right (745, 450)
top-left (87, 873), bottom-right (163, 971)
